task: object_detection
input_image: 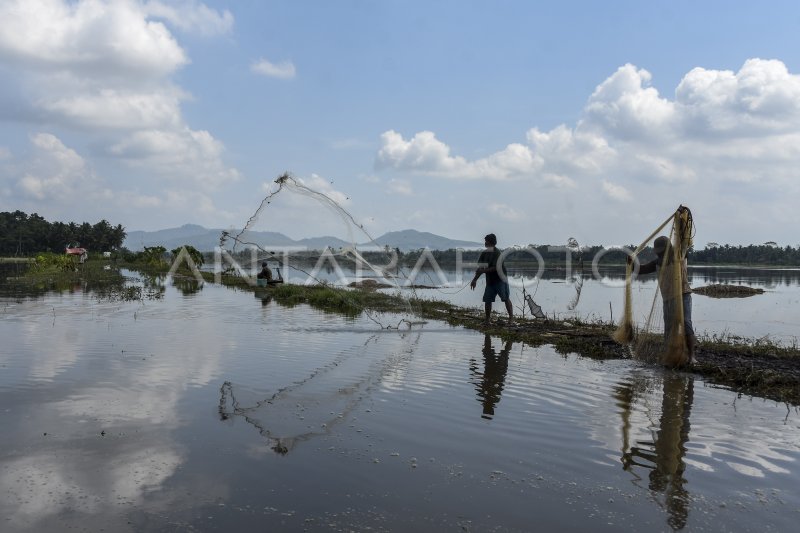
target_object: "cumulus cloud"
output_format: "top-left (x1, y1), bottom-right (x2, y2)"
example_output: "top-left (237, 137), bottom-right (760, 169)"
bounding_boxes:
top-left (297, 174), bottom-right (350, 206)
top-left (16, 133), bottom-right (93, 200)
top-left (251, 58), bottom-right (296, 80)
top-left (601, 180), bottom-right (632, 202)
top-left (0, 0), bottom-right (240, 208)
top-left (676, 59), bottom-right (800, 135)
top-left (376, 130), bottom-right (543, 180)
top-left (37, 87), bottom-right (186, 130)
top-left (109, 128), bottom-right (240, 187)
top-left (584, 64), bottom-right (677, 141)
top-left (3, 133), bottom-right (233, 226)
top-left (0, 0), bottom-right (188, 78)
top-left (376, 58), bottom-right (800, 226)
top-left (143, 0), bottom-right (234, 36)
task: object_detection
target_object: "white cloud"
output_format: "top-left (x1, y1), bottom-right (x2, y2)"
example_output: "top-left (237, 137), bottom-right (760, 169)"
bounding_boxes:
top-left (143, 0), bottom-right (234, 36)
top-left (4, 134), bottom-right (235, 227)
top-left (526, 125), bottom-right (615, 175)
top-left (0, 0), bottom-right (188, 78)
top-left (542, 173), bottom-right (577, 188)
top-left (16, 133), bottom-right (93, 200)
top-left (297, 174), bottom-right (350, 206)
top-left (376, 130), bottom-right (542, 180)
top-left (0, 0), bottom-right (239, 197)
top-left (251, 58), bottom-right (296, 80)
top-left (676, 59), bottom-right (800, 135)
top-left (109, 128), bottom-right (240, 187)
top-left (376, 58), bottom-right (800, 238)
top-left (584, 63), bottom-right (677, 141)
top-left (0, 146), bottom-right (10, 160)
top-left (37, 86), bottom-right (185, 130)
top-left (601, 180), bottom-right (632, 202)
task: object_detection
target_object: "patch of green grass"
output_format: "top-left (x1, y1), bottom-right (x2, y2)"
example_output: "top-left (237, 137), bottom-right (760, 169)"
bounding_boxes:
top-left (699, 332), bottom-right (799, 358)
top-left (12, 257), bottom-right (125, 287)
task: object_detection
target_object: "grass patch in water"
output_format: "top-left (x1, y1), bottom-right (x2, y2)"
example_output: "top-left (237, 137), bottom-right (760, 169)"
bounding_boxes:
top-left (7, 257), bottom-right (127, 294)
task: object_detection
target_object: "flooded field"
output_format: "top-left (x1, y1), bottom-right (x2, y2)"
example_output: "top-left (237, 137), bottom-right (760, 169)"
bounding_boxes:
top-left (306, 264), bottom-right (800, 343)
top-left (1, 269), bottom-right (799, 531)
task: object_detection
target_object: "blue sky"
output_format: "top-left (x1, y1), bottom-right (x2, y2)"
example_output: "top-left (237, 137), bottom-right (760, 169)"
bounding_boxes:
top-left (1, 0), bottom-right (799, 247)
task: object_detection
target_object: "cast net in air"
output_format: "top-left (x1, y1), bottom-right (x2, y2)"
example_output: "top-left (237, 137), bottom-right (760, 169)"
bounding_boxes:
top-left (612, 206), bottom-right (695, 367)
top-left (218, 172), bottom-right (422, 328)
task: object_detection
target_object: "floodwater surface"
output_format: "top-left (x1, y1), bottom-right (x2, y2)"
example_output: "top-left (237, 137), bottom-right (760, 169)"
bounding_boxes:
top-left (306, 264), bottom-right (800, 342)
top-left (1, 271), bottom-right (798, 531)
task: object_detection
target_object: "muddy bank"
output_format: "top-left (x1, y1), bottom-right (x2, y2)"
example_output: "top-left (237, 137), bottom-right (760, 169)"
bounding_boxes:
top-left (692, 344), bottom-right (800, 405)
top-left (424, 304), bottom-right (800, 405)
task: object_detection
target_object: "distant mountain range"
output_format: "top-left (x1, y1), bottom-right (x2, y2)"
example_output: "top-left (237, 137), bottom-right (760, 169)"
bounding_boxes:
top-left (123, 224), bottom-right (482, 252)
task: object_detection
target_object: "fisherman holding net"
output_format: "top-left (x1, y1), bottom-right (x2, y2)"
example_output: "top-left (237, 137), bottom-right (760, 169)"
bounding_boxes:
top-left (615, 205), bottom-right (696, 367)
top-left (631, 235), bottom-right (696, 362)
top-left (470, 233), bottom-right (513, 324)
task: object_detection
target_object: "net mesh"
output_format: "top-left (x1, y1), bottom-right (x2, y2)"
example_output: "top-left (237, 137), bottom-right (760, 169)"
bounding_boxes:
top-left (613, 207), bottom-right (694, 367)
top-left (218, 173), bottom-right (427, 328)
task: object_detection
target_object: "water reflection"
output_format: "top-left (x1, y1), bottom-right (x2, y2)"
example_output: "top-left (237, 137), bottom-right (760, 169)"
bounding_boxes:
top-left (617, 373), bottom-right (694, 530)
top-left (218, 332), bottom-right (421, 454)
top-left (470, 335), bottom-right (512, 419)
top-left (2, 267), bottom-right (799, 531)
top-left (171, 276), bottom-right (203, 296)
top-left (254, 288), bottom-right (273, 306)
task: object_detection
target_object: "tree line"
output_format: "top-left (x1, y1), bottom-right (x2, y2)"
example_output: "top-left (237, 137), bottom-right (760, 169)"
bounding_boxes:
top-left (400, 243), bottom-right (800, 266)
top-left (0, 211), bottom-right (126, 256)
top-left (688, 243), bottom-right (800, 265)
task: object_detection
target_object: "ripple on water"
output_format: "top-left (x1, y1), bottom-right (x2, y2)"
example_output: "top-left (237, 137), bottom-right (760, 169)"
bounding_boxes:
top-left (1, 279), bottom-right (800, 532)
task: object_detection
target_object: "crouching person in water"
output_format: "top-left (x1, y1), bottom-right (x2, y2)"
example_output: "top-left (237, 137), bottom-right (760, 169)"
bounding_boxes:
top-left (635, 236), bottom-right (696, 363)
top-left (470, 233), bottom-right (513, 324)
top-left (257, 261), bottom-right (273, 281)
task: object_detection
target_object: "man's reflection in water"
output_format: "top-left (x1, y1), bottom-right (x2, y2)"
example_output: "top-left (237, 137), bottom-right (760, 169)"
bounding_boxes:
top-left (257, 292), bottom-right (272, 307)
top-left (616, 374), bottom-right (694, 530)
top-left (470, 335), bottom-right (512, 419)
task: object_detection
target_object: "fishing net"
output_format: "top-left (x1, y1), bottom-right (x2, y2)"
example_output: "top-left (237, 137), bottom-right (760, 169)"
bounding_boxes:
top-left (566, 237), bottom-right (584, 311)
top-left (220, 173), bottom-right (381, 280)
top-left (612, 207), bottom-right (695, 367)
top-left (218, 173), bottom-right (426, 328)
top-left (218, 332), bottom-right (420, 453)
top-left (525, 294), bottom-right (546, 319)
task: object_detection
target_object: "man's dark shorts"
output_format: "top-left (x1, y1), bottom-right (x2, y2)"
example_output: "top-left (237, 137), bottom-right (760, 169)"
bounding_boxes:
top-left (483, 280), bottom-right (510, 303)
